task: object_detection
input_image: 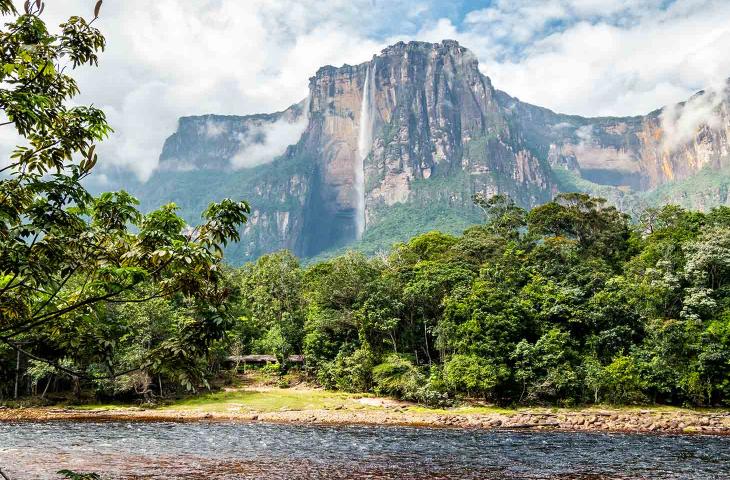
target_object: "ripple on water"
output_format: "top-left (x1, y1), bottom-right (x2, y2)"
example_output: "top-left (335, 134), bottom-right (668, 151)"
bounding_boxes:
top-left (0, 422), bottom-right (729, 479)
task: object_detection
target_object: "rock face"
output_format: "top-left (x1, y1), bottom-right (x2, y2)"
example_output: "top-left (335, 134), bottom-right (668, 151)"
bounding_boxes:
top-left (498, 83), bottom-right (730, 193)
top-left (290, 40), bottom-right (555, 257)
top-left (124, 40), bottom-right (730, 263)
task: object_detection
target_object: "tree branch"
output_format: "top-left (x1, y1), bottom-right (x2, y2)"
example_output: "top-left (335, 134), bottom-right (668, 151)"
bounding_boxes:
top-left (3, 257), bottom-right (176, 339)
top-left (31, 264), bottom-right (79, 317)
top-left (0, 337), bottom-right (147, 382)
top-left (0, 338), bottom-right (83, 378)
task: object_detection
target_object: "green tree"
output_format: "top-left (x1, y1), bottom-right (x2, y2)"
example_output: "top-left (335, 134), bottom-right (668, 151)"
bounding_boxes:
top-left (472, 193), bottom-right (526, 239)
top-left (442, 354), bottom-right (505, 400)
top-left (602, 355), bottom-right (646, 404)
top-left (511, 329), bottom-right (579, 403)
top-left (527, 193), bottom-right (631, 264)
top-left (237, 251), bottom-right (305, 362)
top-left (0, 2), bottom-right (249, 392)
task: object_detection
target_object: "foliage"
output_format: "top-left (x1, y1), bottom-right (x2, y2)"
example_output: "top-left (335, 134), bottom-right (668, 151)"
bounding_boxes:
top-left (443, 354), bottom-right (505, 400)
top-left (221, 194), bottom-right (730, 407)
top-left (58, 471), bottom-right (101, 480)
top-left (372, 354), bottom-right (424, 399)
top-left (2, 1), bottom-right (729, 409)
top-left (0, 2), bottom-right (248, 399)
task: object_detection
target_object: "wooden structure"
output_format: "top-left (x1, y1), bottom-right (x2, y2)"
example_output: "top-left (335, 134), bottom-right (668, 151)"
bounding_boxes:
top-left (226, 355), bottom-right (305, 371)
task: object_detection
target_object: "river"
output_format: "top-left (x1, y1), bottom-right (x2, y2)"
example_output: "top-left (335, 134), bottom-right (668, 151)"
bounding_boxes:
top-left (1, 421), bottom-right (729, 479)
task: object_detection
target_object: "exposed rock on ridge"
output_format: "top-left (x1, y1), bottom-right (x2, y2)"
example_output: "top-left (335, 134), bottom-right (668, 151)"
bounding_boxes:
top-left (126, 41), bottom-right (730, 263)
top-left (289, 40), bottom-right (555, 256)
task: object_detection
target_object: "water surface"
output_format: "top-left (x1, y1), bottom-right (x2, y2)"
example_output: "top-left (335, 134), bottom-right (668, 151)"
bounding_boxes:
top-left (1, 421), bottom-right (729, 479)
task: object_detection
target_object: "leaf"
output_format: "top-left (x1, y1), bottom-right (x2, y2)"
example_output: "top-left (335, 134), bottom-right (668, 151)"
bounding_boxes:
top-left (94, 0), bottom-right (102, 18)
top-left (23, 0), bottom-right (30, 14)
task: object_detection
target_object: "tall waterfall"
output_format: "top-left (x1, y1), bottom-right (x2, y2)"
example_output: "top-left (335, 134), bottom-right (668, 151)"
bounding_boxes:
top-left (355, 64), bottom-right (375, 239)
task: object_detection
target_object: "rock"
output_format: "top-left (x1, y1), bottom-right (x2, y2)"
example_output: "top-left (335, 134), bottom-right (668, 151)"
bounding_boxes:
top-left (120, 38), bottom-right (730, 265)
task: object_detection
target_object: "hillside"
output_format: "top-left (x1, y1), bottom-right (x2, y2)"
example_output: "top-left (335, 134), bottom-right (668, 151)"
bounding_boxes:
top-left (103, 40), bottom-right (730, 264)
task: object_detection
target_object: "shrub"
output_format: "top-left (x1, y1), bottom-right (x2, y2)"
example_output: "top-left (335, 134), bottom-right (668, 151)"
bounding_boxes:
top-left (372, 356), bottom-right (451, 406)
top-left (260, 362), bottom-right (283, 376)
top-left (316, 346), bottom-right (374, 392)
top-left (443, 354), bottom-right (506, 400)
top-left (372, 354), bottom-right (423, 399)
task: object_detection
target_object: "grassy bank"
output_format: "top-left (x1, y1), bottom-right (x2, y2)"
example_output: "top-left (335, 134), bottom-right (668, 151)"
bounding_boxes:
top-left (2, 373), bottom-right (729, 435)
top-left (159, 387), bottom-right (359, 414)
top-left (3, 386), bottom-right (728, 435)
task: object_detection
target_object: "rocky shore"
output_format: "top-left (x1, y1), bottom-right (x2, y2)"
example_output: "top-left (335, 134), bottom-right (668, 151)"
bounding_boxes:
top-left (1, 404), bottom-right (728, 435)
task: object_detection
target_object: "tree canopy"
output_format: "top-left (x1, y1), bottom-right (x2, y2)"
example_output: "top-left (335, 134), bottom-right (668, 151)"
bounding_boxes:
top-left (0, 1), bottom-right (249, 396)
top-left (226, 194), bottom-right (730, 407)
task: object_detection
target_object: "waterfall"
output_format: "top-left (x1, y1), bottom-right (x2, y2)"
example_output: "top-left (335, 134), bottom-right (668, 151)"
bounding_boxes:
top-left (355, 64), bottom-right (375, 239)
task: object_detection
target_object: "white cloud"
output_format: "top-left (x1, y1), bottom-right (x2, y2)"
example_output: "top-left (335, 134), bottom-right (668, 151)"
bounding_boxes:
top-left (231, 113), bottom-right (309, 169)
top-left (575, 125), bottom-right (594, 142)
top-left (3, 0), bottom-right (729, 181)
top-left (19, 0), bottom-right (387, 180)
top-left (202, 120), bottom-right (227, 139)
top-left (661, 81), bottom-right (728, 151)
top-left (416, 0), bottom-right (730, 118)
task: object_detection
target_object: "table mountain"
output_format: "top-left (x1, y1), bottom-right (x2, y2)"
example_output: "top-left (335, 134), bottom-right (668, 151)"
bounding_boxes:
top-left (116, 40), bottom-right (730, 264)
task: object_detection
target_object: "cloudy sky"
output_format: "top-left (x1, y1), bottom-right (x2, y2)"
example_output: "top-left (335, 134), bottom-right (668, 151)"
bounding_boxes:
top-left (7, 0), bottom-right (730, 180)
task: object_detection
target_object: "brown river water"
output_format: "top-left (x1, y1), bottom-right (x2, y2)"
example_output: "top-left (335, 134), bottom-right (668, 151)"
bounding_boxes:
top-left (1, 421), bottom-right (729, 479)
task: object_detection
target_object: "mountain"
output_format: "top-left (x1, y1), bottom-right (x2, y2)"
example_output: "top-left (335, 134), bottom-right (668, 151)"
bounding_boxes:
top-left (110, 40), bottom-right (730, 264)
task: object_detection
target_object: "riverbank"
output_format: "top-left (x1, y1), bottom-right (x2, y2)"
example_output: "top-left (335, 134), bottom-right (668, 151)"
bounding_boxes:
top-left (2, 385), bottom-right (729, 435)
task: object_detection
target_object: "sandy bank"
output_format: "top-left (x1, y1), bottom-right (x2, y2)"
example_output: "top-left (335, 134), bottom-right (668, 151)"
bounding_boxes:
top-left (1, 404), bottom-right (728, 435)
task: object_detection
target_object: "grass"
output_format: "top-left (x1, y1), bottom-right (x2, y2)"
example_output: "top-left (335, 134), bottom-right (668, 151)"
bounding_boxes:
top-left (158, 388), bottom-right (366, 414)
top-left (67, 403), bottom-right (135, 411)
top-left (12, 371), bottom-right (728, 416)
top-left (59, 396), bottom-right (728, 417)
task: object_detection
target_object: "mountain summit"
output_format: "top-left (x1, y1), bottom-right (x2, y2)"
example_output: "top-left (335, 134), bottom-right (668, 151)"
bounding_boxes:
top-left (123, 40), bottom-right (730, 263)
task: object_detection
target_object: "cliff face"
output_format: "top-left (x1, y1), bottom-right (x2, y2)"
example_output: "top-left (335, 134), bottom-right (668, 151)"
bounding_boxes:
top-left (127, 105), bottom-right (313, 262)
top-left (498, 82), bottom-right (730, 192)
top-left (291, 40), bottom-right (555, 257)
top-left (126, 41), bottom-right (730, 264)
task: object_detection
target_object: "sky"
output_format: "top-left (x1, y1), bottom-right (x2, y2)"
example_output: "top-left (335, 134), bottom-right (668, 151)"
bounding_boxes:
top-left (4, 0), bottom-right (730, 180)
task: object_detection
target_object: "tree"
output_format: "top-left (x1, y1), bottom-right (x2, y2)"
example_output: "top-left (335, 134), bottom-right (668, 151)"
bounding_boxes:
top-left (602, 355), bottom-right (646, 404)
top-left (442, 354), bottom-right (505, 400)
top-left (237, 251), bottom-right (305, 362)
top-left (581, 355), bottom-right (606, 404)
top-left (0, 2), bottom-right (249, 390)
top-left (359, 275), bottom-right (403, 354)
top-left (472, 193), bottom-right (526, 239)
top-left (511, 329), bottom-right (579, 403)
top-left (527, 193), bottom-right (631, 264)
